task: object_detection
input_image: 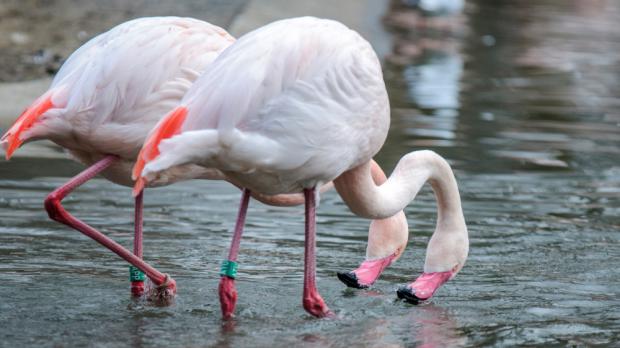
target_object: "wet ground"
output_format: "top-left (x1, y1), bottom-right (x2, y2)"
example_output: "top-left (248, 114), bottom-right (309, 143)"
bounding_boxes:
top-left (1, 0), bottom-right (620, 347)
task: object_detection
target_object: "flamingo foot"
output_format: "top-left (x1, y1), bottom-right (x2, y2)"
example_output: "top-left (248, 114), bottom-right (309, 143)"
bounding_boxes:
top-left (145, 275), bottom-right (177, 305)
top-left (337, 253), bottom-right (397, 289)
top-left (303, 291), bottom-right (334, 318)
top-left (396, 271), bottom-right (452, 304)
top-left (218, 276), bottom-right (238, 320)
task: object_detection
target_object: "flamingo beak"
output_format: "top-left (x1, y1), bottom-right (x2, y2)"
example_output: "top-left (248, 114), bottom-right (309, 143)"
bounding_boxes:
top-left (396, 271), bottom-right (454, 303)
top-left (0, 137), bottom-right (11, 160)
top-left (133, 177), bottom-right (147, 197)
top-left (1, 95), bottom-right (54, 160)
top-left (2, 118), bottom-right (29, 160)
top-left (131, 105), bottom-right (188, 196)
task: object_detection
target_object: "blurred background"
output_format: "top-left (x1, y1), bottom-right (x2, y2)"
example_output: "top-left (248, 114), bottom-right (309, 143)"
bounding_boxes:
top-left (0, 0), bottom-right (619, 347)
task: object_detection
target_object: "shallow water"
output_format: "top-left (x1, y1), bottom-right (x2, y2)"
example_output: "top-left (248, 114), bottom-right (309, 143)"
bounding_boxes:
top-left (1, 1), bottom-right (620, 347)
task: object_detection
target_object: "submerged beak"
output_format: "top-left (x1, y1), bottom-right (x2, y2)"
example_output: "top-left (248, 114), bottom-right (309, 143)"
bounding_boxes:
top-left (1, 95), bottom-right (54, 160)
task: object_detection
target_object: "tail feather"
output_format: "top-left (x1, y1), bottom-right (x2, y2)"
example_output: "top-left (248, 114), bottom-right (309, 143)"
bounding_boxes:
top-left (132, 106), bottom-right (188, 195)
top-left (1, 94), bottom-right (54, 160)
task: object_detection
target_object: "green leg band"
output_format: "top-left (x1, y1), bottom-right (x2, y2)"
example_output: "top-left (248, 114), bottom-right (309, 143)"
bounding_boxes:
top-left (220, 260), bottom-right (238, 279)
top-left (129, 265), bottom-right (146, 282)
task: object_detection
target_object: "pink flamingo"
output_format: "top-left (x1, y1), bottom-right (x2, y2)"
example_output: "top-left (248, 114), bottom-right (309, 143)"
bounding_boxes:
top-left (1, 17), bottom-right (236, 300)
top-left (133, 17), bottom-right (469, 318)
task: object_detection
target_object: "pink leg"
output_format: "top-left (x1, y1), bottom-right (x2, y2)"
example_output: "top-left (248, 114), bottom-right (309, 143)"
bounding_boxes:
top-left (218, 188), bottom-right (251, 319)
top-left (302, 188), bottom-right (333, 318)
top-left (130, 190), bottom-right (145, 296)
top-left (44, 155), bottom-right (176, 303)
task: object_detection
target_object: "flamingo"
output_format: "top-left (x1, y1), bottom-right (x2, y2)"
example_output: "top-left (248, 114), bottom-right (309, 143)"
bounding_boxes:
top-left (133, 17), bottom-right (468, 318)
top-left (0, 17), bottom-right (236, 300)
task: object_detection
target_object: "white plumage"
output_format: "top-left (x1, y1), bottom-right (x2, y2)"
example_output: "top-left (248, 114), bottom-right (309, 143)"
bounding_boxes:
top-left (16, 17), bottom-right (234, 186)
top-left (142, 17), bottom-right (390, 194)
top-left (137, 17), bottom-right (468, 313)
top-left (0, 17), bottom-right (240, 302)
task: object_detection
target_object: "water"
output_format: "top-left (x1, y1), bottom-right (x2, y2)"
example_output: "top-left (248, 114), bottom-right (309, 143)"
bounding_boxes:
top-left (1, 1), bottom-right (620, 346)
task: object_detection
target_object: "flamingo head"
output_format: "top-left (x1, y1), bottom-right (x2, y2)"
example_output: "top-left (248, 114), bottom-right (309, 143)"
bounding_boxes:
top-left (132, 106), bottom-right (188, 196)
top-left (1, 94), bottom-right (55, 160)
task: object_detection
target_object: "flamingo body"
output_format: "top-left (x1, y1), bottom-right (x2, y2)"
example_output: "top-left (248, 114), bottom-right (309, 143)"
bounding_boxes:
top-left (136, 17), bottom-right (468, 315)
top-left (2, 17), bottom-right (234, 186)
top-left (1, 16), bottom-right (236, 300)
top-left (140, 17), bottom-right (390, 194)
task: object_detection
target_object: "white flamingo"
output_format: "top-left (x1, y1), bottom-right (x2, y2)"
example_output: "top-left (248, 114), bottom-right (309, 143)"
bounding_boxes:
top-left (1, 17), bottom-right (236, 300)
top-left (134, 17), bottom-right (468, 318)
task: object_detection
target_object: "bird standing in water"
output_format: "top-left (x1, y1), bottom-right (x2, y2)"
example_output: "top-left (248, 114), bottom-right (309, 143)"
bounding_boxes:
top-left (134, 17), bottom-right (469, 318)
top-left (1, 17), bottom-right (236, 300)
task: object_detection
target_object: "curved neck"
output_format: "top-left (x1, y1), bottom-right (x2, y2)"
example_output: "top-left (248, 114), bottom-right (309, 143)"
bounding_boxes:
top-left (335, 150), bottom-right (463, 222)
top-left (334, 150), bottom-right (468, 273)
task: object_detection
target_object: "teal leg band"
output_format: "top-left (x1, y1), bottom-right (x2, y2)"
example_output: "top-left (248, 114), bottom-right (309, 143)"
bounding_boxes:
top-left (220, 260), bottom-right (238, 279)
top-left (129, 265), bottom-right (146, 282)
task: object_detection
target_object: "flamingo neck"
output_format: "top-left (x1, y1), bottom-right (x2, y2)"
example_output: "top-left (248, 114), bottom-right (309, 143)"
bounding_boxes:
top-left (335, 151), bottom-right (462, 219)
top-left (334, 150), bottom-right (468, 273)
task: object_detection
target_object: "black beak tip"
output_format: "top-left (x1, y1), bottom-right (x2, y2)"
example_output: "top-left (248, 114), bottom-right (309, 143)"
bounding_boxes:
top-left (396, 285), bottom-right (422, 304)
top-left (337, 271), bottom-right (369, 289)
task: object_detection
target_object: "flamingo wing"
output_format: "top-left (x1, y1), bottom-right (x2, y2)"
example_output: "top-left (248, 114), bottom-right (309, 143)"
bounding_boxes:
top-left (136, 17), bottom-right (389, 192)
top-left (2, 17), bottom-right (234, 160)
top-left (50, 17), bottom-right (233, 140)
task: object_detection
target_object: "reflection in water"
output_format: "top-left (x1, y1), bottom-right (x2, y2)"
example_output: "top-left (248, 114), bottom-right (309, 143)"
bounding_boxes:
top-left (382, 0), bottom-right (467, 156)
top-left (405, 53), bottom-right (463, 110)
top-left (403, 51), bottom-right (463, 149)
top-left (322, 304), bottom-right (466, 347)
top-left (1, 0), bottom-right (620, 347)
top-left (409, 305), bottom-right (466, 348)
top-left (384, 0), bottom-right (467, 32)
top-left (405, 0), bottom-right (465, 15)
top-left (378, 0), bottom-right (620, 346)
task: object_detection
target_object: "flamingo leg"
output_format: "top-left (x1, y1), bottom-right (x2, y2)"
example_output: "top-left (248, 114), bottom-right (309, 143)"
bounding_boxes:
top-left (44, 155), bottom-right (176, 302)
top-left (302, 187), bottom-right (333, 318)
top-left (218, 188), bottom-right (251, 319)
top-left (130, 190), bottom-right (145, 296)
